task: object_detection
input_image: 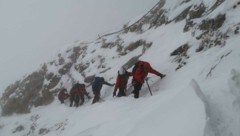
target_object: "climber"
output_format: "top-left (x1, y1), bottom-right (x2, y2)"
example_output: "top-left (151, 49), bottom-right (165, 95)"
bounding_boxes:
top-left (131, 60), bottom-right (166, 98)
top-left (70, 83), bottom-right (90, 107)
top-left (113, 67), bottom-right (132, 97)
top-left (92, 76), bottom-right (114, 104)
top-left (58, 88), bottom-right (69, 104)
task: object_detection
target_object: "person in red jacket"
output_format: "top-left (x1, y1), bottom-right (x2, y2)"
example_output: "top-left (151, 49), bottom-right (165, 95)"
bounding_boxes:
top-left (113, 67), bottom-right (132, 97)
top-left (70, 83), bottom-right (90, 107)
top-left (58, 88), bottom-right (69, 104)
top-left (132, 61), bottom-right (166, 98)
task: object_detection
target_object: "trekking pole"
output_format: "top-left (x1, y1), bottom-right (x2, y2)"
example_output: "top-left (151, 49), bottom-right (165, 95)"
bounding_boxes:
top-left (145, 77), bottom-right (152, 96)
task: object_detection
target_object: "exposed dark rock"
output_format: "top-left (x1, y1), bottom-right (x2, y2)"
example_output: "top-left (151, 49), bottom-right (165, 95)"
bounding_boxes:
top-left (2, 97), bottom-right (31, 115)
top-left (33, 89), bottom-right (54, 107)
top-left (1, 70), bottom-right (46, 115)
top-left (125, 40), bottom-right (143, 51)
top-left (58, 57), bottom-right (65, 65)
top-left (184, 20), bottom-right (195, 32)
top-left (180, 0), bottom-right (191, 5)
top-left (199, 14), bottom-right (226, 31)
top-left (58, 63), bottom-right (73, 75)
top-left (123, 0), bottom-right (167, 33)
top-left (97, 57), bottom-right (106, 69)
top-left (75, 63), bottom-right (90, 73)
top-left (174, 6), bottom-right (192, 22)
top-left (39, 128), bottom-right (50, 135)
top-left (101, 39), bottom-right (115, 48)
top-left (189, 3), bottom-right (206, 20)
top-left (45, 72), bottom-right (54, 81)
top-left (116, 45), bottom-right (124, 52)
top-left (68, 46), bottom-right (87, 63)
top-left (170, 44), bottom-right (190, 56)
top-left (0, 81), bottom-right (20, 102)
top-left (68, 46), bottom-right (81, 63)
top-left (149, 10), bottom-right (168, 28)
top-left (129, 24), bottom-right (143, 33)
top-left (91, 49), bottom-right (96, 53)
top-left (142, 42), bottom-right (152, 53)
top-left (171, 44), bottom-right (190, 70)
top-left (196, 30), bottom-right (226, 52)
top-left (234, 27), bottom-right (239, 34)
top-left (12, 125), bottom-right (24, 133)
top-left (47, 75), bottom-right (61, 89)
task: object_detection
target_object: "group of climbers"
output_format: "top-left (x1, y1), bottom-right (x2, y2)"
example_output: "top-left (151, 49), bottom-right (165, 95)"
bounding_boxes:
top-left (58, 60), bottom-right (166, 106)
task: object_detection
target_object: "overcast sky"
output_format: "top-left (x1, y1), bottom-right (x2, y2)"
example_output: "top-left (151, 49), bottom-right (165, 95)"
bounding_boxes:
top-left (0, 0), bottom-right (159, 93)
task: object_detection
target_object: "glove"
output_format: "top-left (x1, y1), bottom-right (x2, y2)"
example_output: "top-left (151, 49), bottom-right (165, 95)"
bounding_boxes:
top-left (159, 73), bottom-right (166, 79)
top-left (87, 95), bottom-right (92, 99)
top-left (113, 91), bottom-right (116, 97)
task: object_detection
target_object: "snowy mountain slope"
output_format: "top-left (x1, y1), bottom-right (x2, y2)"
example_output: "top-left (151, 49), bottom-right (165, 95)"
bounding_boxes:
top-left (1, 0), bottom-right (240, 136)
top-left (0, 0), bottom-right (159, 93)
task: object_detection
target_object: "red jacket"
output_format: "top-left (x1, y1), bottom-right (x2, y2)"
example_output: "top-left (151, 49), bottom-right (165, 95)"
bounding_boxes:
top-left (70, 84), bottom-right (88, 96)
top-left (132, 61), bottom-right (160, 84)
top-left (58, 90), bottom-right (69, 100)
top-left (114, 72), bottom-right (132, 92)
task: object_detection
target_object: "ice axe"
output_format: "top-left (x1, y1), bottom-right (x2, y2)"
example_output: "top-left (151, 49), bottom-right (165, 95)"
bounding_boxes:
top-left (145, 77), bottom-right (152, 96)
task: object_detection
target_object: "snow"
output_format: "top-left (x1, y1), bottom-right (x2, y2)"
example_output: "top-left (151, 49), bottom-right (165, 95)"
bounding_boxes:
top-left (0, 86), bottom-right (205, 136)
top-left (1, 0), bottom-right (240, 136)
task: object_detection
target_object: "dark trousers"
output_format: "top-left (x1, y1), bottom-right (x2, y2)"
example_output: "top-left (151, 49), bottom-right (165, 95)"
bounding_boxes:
top-left (92, 89), bottom-right (100, 104)
top-left (117, 88), bottom-right (126, 97)
top-left (58, 98), bottom-right (64, 104)
top-left (92, 95), bottom-right (100, 104)
top-left (133, 82), bottom-right (143, 98)
top-left (70, 94), bottom-right (80, 107)
top-left (79, 95), bottom-right (84, 106)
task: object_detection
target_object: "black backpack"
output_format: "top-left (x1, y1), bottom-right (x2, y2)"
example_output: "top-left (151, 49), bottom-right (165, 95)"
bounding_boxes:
top-left (132, 61), bottom-right (145, 74)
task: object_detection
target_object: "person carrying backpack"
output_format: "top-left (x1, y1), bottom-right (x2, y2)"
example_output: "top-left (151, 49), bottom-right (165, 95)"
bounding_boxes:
top-left (70, 83), bottom-right (90, 107)
top-left (113, 67), bottom-right (132, 97)
top-left (92, 76), bottom-right (114, 104)
top-left (132, 60), bottom-right (166, 98)
top-left (58, 88), bottom-right (69, 104)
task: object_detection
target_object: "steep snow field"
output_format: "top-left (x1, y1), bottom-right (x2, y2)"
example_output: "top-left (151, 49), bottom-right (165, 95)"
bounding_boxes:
top-left (1, 0), bottom-right (240, 136)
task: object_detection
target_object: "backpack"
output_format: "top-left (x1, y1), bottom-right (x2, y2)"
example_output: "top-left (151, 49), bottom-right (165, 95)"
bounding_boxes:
top-left (132, 61), bottom-right (145, 74)
top-left (70, 85), bottom-right (79, 95)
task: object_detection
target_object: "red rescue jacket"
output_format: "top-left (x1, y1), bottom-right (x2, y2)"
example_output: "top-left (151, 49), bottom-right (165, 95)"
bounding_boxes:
top-left (70, 84), bottom-right (88, 96)
top-left (132, 61), bottom-right (160, 84)
top-left (114, 72), bottom-right (132, 92)
top-left (58, 90), bottom-right (69, 100)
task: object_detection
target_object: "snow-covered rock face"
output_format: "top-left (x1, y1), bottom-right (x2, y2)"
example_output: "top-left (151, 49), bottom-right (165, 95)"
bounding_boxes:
top-left (1, 0), bottom-right (240, 135)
